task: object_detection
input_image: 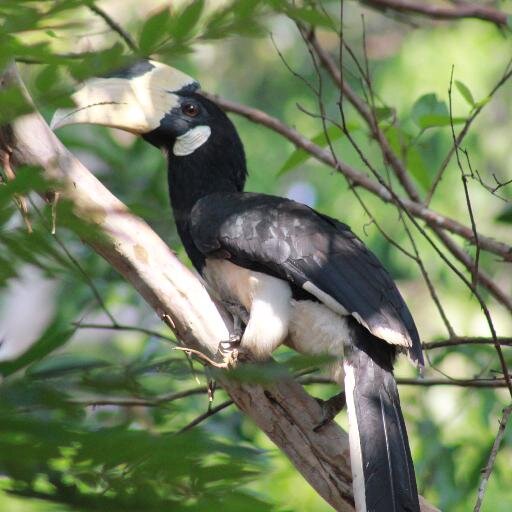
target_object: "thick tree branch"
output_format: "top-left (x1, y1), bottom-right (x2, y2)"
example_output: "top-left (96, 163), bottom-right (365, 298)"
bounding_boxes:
top-left (361, 0), bottom-right (508, 27)
top-left (0, 62), bottom-right (441, 512)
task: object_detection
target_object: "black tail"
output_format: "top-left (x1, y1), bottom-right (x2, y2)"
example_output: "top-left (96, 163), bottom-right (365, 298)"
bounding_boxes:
top-left (343, 317), bottom-right (420, 512)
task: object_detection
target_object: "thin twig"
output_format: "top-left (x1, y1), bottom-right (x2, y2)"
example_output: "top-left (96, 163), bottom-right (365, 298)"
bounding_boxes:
top-left (300, 375), bottom-right (511, 389)
top-left (423, 337), bottom-right (512, 350)
top-left (73, 321), bottom-right (176, 343)
top-left (448, 66), bottom-right (481, 289)
top-left (173, 346), bottom-right (226, 368)
top-left (401, 211), bottom-right (456, 337)
top-left (70, 386), bottom-right (208, 407)
top-left (433, 228), bottom-right (512, 312)
top-left (175, 399), bottom-right (233, 434)
top-left (88, 4), bottom-right (138, 52)
top-left (427, 58), bottom-right (512, 204)
top-left (473, 404), bottom-right (512, 512)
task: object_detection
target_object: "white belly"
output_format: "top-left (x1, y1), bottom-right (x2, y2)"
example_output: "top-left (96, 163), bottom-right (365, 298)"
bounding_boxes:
top-left (288, 299), bottom-right (349, 384)
top-left (203, 259), bottom-right (292, 358)
top-left (203, 259), bottom-right (349, 368)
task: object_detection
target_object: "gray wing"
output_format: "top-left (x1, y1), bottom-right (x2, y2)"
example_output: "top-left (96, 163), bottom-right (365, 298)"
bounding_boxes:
top-left (190, 192), bottom-right (423, 365)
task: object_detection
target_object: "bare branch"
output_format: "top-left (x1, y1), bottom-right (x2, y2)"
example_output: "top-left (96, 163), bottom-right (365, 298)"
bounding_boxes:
top-left (70, 386), bottom-right (208, 407)
top-left (473, 404), bottom-right (512, 512)
top-left (423, 337), bottom-right (512, 350)
top-left (361, 0), bottom-right (508, 27)
top-left (176, 399), bottom-right (234, 434)
top-left (447, 66), bottom-right (481, 289)
top-left (204, 92), bottom-right (512, 263)
top-left (301, 375), bottom-right (512, 389)
top-left (88, 4), bottom-right (138, 52)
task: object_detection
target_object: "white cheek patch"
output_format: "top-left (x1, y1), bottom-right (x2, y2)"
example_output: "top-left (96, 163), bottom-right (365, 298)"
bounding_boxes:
top-left (173, 125), bottom-right (211, 156)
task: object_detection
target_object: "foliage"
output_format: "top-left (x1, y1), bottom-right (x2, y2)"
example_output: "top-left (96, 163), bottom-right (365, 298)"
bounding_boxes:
top-left (1, 1), bottom-right (511, 511)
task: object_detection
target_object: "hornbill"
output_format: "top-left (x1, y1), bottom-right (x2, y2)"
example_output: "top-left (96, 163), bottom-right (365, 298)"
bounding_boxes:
top-left (52, 60), bottom-right (423, 512)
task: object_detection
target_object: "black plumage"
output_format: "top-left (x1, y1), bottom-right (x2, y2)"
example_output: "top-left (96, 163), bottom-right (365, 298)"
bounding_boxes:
top-left (152, 92), bottom-right (422, 512)
top-left (190, 192), bottom-right (423, 366)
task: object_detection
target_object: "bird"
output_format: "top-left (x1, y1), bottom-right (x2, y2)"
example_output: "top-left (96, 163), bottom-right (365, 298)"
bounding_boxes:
top-left (52, 59), bottom-right (423, 512)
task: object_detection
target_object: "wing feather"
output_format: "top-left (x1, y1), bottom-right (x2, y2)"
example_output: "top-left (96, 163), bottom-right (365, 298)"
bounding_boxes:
top-left (190, 192), bottom-right (423, 364)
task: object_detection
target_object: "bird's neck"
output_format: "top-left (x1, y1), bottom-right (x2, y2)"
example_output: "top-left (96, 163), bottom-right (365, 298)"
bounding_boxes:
top-left (166, 151), bottom-right (246, 269)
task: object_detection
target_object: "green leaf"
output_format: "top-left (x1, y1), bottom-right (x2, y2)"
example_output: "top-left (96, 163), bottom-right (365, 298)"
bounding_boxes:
top-left (384, 125), bottom-right (432, 191)
top-left (0, 319), bottom-right (75, 377)
top-left (139, 8), bottom-right (171, 54)
top-left (267, 1), bottom-right (335, 30)
top-left (411, 93), bottom-right (466, 129)
top-left (282, 5), bottom-right (334, 29)
top-left (374, 106), bottom-right (395, 122)
top-left (496, 205), bottom-right (512, 224)
top-left (172, 0), bottom-right (205, 40)
top-left (278, 123), bottom-right (358, 175)
top-left (455, 80), bottom-right (475, 107)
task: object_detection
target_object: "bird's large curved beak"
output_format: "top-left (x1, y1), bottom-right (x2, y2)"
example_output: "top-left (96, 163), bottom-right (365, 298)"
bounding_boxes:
top-left (51, 60), bottom-right (199, 134)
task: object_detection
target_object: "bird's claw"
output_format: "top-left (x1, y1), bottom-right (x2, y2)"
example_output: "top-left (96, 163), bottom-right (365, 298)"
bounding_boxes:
top-left (313, 391), bottom-right (346, 432)
top-left (218, 334), bottom-right (241, 368)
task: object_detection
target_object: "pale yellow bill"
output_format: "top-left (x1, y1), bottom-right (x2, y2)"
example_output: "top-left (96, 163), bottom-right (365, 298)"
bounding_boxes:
top-left (51, 60), bottom-right (199, 134)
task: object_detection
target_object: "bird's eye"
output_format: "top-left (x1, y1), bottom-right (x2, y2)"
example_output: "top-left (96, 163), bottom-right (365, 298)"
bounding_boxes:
top-left (182, 103), bottom-right (199, 117)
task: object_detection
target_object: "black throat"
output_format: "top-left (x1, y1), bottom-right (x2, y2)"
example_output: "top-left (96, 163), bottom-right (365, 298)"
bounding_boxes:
top-left (165, 118), bottom-right (247, 270)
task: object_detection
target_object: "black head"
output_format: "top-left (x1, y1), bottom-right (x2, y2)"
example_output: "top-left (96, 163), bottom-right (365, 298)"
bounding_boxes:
top-left (51, 60), bottom-right (247, 196)
top-left (143, 92), bottom-right (247, 194)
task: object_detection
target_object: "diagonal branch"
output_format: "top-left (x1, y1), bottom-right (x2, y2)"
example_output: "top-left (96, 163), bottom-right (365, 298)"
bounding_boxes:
top-left (205, 92), bottom-right (512, 263)
top-left (361, 0), bottom-right (508, 27)
top-left (88, 4), bottom-right (138, 52)
top-left (273, 32), bottom-right (512, 312)
top-left (473, 404), bottom-right (512, 511)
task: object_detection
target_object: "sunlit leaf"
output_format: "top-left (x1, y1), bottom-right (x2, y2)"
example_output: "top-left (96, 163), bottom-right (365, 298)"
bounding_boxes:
top-left (139, 8), bottom-right (171, 54)
top-left (411, 93), bottom-right (466, 129)
top-left (455, 80), bottom-right (475, 107)
top-left (172, 0), bottom-right (205, 40)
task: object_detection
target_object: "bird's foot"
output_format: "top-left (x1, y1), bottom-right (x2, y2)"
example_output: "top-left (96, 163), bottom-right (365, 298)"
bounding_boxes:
top-left (313, 391), bottom-right (346, 432)
top-left (218, 333), bottom-right (241, 369)
top-left (221, 300), bottom-right (249, 333)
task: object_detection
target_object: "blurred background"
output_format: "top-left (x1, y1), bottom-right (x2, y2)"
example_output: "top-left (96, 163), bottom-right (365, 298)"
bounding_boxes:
top-left (0, 1), bottom-right (511, 511)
